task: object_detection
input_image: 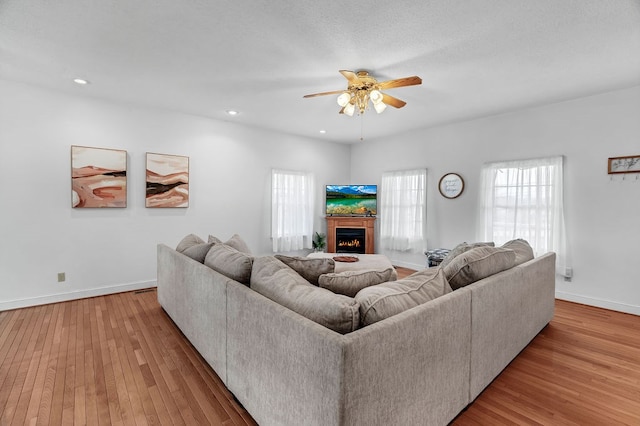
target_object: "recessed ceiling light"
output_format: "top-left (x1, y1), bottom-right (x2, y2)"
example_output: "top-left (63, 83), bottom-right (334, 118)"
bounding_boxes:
top-left (226, 110), bottom-right (239, 116)
top-left (319, 130), bottom-right (326, 134)
top-left (73, 78), bottom-right (90, 85)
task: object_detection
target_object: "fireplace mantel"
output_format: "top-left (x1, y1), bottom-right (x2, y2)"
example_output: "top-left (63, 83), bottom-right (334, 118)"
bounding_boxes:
top-left (326, 216), bottom-right (375, 254)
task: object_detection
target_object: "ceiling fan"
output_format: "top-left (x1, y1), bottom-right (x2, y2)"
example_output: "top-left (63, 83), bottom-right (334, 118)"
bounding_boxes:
top-left (303, 70), bottom-right (422, 116)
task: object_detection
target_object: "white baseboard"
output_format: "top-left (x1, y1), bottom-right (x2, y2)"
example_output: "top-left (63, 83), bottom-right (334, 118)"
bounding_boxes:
top-left (555, 290), bottom-right (640, 316)
top-left (0, 280), bottom-right (157, 312)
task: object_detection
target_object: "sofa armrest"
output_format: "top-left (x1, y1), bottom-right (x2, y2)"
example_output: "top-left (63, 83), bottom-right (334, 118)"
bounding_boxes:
top-left (468, 251), bottom-right (556, 400)
top-left (157, 243), bottom-right (230, 384)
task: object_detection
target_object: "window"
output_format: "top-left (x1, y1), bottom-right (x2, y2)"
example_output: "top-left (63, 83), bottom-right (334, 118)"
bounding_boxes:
top-left (477, 156), bottom-right (567, 271)
top-left (380, 169), bottom-right (427, 252)
top-left (271, 169), bottom-right (314, 252)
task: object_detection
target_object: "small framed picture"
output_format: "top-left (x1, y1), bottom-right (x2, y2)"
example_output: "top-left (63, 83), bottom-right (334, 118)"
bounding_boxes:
top-left (439, 173), bottom-right (464, 199)
top-left (608, 155), bottom-right (640, 174)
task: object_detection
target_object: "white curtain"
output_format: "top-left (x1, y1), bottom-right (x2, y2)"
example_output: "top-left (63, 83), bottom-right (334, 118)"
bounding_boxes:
top-left (271, 169), bottom-right (314, 252)
top-left (380, 169), bottom-right (427, 253)
top-left (477, 156), bottom-right (568, 273)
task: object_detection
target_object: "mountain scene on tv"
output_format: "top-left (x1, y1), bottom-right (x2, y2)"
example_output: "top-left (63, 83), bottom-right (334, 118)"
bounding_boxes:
top-left (326, 185), bottom-right (377, 216)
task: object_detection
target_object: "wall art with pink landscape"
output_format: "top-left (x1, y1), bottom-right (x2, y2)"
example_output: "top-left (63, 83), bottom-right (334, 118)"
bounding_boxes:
top-left (146, 153), bottom-right (189, 208)
top-left (71, 146), bottom-right (127, 208)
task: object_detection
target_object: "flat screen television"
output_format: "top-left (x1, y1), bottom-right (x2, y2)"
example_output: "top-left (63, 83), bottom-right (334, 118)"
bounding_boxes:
top-left (326, 185), bottom-right (377, 216)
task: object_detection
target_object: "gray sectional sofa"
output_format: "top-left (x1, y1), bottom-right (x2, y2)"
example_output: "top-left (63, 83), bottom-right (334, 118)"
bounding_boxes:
top-left (157, 238), bottom-right (556, 426)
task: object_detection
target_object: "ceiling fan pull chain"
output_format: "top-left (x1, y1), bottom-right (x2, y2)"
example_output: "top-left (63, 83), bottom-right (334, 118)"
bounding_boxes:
top-left (360, 115), bottom-right (364, 141)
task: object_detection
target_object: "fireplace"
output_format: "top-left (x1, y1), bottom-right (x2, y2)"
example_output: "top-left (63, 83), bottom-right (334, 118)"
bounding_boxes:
top-left (335, 228), bottom-right (366, 254)
top-left (326, 216), bottom-right (375, 254)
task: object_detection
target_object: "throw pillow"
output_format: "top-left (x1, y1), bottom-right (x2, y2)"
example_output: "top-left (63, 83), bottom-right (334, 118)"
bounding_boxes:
top-left (443, 246), bottom-right (516, 290)
top-left (250, 256), bottom-right (360, 334)
top-left (176, 234), bottom-right (205, 253)
top-left (274, 255), bottom-right (335, 286)
top-left (208, 235), bottom-right (222, 244)
top-left (224, 234), bottom-right (252, 254)
top-left (502, 239), bottom-right (535, 265)
top-left (318, 268), bottom-right (397, 298)
top-left (355, 268), bottom-right (452, 326)
top-left (204, 243), bottom-right (253, 285)
top-left (440, 241), bottom-right (495, 268)
top-left (181, 242), bottom-right (215, 263)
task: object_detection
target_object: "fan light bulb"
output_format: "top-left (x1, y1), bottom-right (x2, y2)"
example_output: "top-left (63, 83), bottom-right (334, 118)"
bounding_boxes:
top-left (343, 103), bottom-right (355, 116)
top-left (370, 90), bottom-right (383, 104)
top-left (337, 92), bottom-right (351, 107)
top-left (374, 101), bottom-right (387, 114)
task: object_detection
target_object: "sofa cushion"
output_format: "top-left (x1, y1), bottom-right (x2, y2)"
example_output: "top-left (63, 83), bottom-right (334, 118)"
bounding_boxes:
top-left (274, 255), bottom-right (335, 286)
top-left (355, 268), bottom-right (452, 326)
top-left (318, 268), bottom-right (397, 298)
top-left (181, 242), bottom-right (215, 263)
top-left (502, 239), bottom-right (534, 265)
top-left (208, 235), bottom-right (223, 244)
top-left (440, 241), bottom-right (495, 268)
top-left (204, 243), bottom-right (253, 285)
top-left (224, 234), bottom-right (252, 254)
top-left (443, 246), bottom-right (516, 290)
top-left (176, 233), bottom-right (205, 253)
top-left (250, 256), bottom-right (359, 334)
top-left (208, 234), bottom-right (252, 253)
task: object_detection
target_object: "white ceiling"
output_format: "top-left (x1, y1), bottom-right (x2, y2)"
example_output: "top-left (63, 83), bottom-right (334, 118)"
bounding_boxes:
top-left (2, 0), bottom-right (639, 143)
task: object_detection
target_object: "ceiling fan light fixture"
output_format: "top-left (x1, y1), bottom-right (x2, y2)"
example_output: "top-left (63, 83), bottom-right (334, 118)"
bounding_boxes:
top-left (369, 89), bottom-right (383, 105)
top-left (373, 101), bottom-right (387, 114)
top-left (337, 92), bottom-right (351, 107)
top-left (343, 103), bottom-right (355, 116)
top-left (303, 70), bottom-right (421, 122)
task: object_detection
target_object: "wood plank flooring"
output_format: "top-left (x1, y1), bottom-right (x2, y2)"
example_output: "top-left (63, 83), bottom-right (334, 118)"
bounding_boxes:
top-left (453, 299), bottom-right (640, 425)
top-left (0, 289), bottom-right (255, 426)
top-left (1, 270), bottom-right (639, 425)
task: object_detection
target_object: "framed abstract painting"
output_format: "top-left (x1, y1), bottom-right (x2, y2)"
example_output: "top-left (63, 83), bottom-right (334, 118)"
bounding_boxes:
top-left (71, 145), bottom-right (127, 208)
top-left (145, 152), bottom-right (189, 208)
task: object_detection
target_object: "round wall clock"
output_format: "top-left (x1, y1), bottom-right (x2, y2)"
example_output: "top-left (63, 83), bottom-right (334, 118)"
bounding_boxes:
top-left (438, 173), bottom-right (465, 199)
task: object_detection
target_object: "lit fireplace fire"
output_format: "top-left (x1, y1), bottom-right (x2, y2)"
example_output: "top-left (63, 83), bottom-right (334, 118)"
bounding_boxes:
top-left (335, 227), bottom-right (366, 253)
top-left (338, 239), bottom-right (362, 248)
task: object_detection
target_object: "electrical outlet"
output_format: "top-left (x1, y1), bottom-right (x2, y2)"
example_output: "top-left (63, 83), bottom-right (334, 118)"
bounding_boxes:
top-left (564, 267), bottom-right (573, 282)
top-left (57, 272), bottom-right (66, 282)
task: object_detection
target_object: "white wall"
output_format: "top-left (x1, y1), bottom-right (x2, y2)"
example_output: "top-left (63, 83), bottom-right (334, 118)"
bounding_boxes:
top-left (351, 86), bottom-right (640, 315)
top-left (3, 79), bottom-right (639, 315)
top-left (0, 80), bottom-right (350, 310)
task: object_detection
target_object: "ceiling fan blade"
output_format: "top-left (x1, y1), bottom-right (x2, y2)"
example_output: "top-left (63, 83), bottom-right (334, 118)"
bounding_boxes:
top-left (378, 76), bottom-right (422, 90)
top-left (339, 70), bottom-right (361, 84)
top-left (382, 93), bottom-right (407, 108)
top-left (303, 89), bottom-right (347, 98)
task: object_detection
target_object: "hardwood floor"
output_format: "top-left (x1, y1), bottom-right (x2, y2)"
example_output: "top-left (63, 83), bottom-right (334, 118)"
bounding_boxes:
top-left (1, 277), bottom-right (639, 425)
top-left (394, 265), bottom-right (417, 279)
top-left (0, 289), bottom-right (255, 426)
top-left (453, 300), bottom-right (640, 425)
